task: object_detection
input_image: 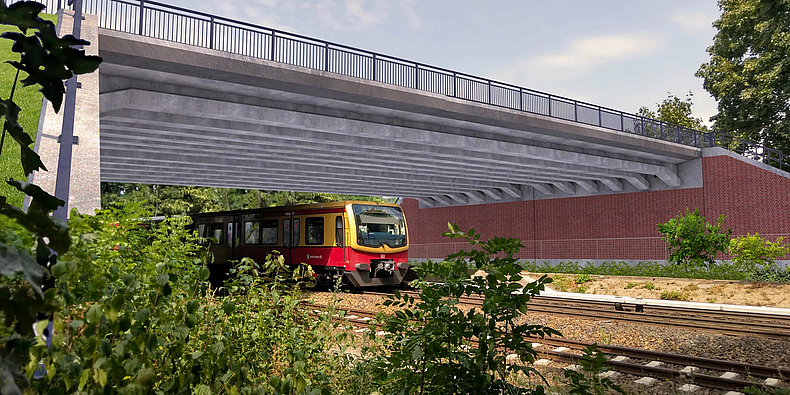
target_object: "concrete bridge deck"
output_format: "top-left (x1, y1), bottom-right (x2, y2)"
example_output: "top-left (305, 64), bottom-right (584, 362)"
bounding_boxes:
top-left (98, 26), bottom-right (699, 205)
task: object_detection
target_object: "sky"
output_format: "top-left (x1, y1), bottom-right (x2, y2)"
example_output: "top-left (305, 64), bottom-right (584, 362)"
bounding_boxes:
top-left (165, 0), bottom-right (722, 126)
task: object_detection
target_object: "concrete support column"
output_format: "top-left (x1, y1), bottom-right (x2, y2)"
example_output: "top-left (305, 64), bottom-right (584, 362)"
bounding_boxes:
top-left (26, 10), bottom-right (101, 216)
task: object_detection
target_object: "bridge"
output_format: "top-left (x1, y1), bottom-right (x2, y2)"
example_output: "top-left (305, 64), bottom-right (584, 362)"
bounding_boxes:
top-left (21, 0), bottom-right (790, 263)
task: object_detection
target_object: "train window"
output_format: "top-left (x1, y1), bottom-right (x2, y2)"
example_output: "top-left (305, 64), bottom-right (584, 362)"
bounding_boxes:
top-left (210, 224), bottom-right (223, 245)
top-left (306, 217), bottom-right (324, 245)
top-left (261, 220), bottom-right (278, 245)
top-left (283, 219), bottom-right (291, 248)
top-left (335, 216), bottom-right (344, 247)
top-left (197, 224), bottom-right (206, 240)
top-left (293, 219), bottom-right (300, 247)
top-left (245, 221), bottom-right (260, 245)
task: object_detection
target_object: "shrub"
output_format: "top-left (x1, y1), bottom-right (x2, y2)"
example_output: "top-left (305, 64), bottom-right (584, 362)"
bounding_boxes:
top-left (26, 206), bottom-right (350, 394)
top-left (574, 273), bottom-right (592, 284)
top-left (729, 234), bottom-right (789, 273)
top-left (624, 282), bottom-right (637, 289)
top-left (562, 344), bottom-right (625, 395)
top-left (747, 266), bottom-right (790, 283)
top-left (660, 290), bottom-right (690, 301)
top-left (371, 223), bottom-right (559, 394)
top-left (643, 282), bottom-right (656, 290)
top-left (657, 208), bottom-right (732, 270)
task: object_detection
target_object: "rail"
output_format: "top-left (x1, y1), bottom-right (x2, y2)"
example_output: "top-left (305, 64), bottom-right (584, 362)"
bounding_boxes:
top-left (12, 0), bottom-right (788, 170)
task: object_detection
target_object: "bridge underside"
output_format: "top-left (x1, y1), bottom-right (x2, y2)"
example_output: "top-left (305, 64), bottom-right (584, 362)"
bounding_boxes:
top-left (98, 28), bottom-right (701, 208)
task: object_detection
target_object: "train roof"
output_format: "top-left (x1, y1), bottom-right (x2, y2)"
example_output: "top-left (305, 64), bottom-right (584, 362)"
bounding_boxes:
top-left (189, 200), bottom-right (401, 218)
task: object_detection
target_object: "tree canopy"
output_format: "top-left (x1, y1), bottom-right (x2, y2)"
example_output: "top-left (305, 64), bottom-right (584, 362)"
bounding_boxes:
top-left (101, 183), bottom-right (393, 216)
top-left (637, 92), bottom-right (708, 131)
top-left (696, 0), bottom-right (790, 155)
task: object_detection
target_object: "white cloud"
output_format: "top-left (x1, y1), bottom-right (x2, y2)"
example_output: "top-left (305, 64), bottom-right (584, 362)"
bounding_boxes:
top-left (494, 33), bottom-right (666, 86)
top-left (533, 34), bottom-right (665, 71)
top-left (671, 12), bottom-right (716, 32)
top-left (316, 0), bottom-right (388, 31)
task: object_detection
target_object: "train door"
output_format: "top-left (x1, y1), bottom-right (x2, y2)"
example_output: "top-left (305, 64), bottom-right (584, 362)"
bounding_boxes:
top-left (227, 215), bottom-right (241, 261)
top-left (282, 213), bottom-right (300, 264)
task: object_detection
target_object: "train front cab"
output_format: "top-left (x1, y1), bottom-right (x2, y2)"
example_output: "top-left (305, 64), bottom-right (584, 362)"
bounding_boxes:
top-left (341, 202), bottom-right (409, 287)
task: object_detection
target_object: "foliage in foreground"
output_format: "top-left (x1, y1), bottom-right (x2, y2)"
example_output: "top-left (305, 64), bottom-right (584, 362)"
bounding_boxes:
top-left (657, 208), bottom-right (732, 270)
top-left (370, 223), bottom-right (560, 394)
top-left (562, 344), bottom-right (625, 395)
top-left (1, 2), bottom-right (101, 392)
top-left (20, 203), bottom-right (353, 394)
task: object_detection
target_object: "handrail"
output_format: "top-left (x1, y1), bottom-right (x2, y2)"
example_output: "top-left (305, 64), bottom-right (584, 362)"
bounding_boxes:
top-left (13, 0), bottom-right (787, 171)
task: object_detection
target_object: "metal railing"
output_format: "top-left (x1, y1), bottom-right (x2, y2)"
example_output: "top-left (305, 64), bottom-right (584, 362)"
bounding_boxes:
top-left (12, 0), bottom-right (788, 171)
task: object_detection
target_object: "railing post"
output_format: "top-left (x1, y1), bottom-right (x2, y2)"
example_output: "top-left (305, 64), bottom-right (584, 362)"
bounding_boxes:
top-left (414, 64), bottom-right (418, 89)
top-left (598, 106), bottom-right (602, 127)
top-left (138, 0), bottom-right (144, 35)
top-left (270, 31), bottom-right (275, 61)
top-left (452, 72), bottom-right (456, 97)
top-left (659, 122), bottom-right (663, 140)
top-left (574, 100), bottom-right (578, 121)
top-left (620, 111), bottom-right (624, 132)
top-left (547, 94), bottom-right (552, 117)
top-left (57, 0), bottom-right (62, 10)
top-left (324, 43), bottom-right (329, 72)
top-left (372, 54), bottom-right (376, 81)
top-left (208, 16), bottom-right (214, 49)
top-left (519, 87), bottom-right (523, 111)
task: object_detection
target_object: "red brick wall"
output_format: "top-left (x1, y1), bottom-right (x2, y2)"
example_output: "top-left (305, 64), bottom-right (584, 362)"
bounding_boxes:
top-left (404, 154), bottom-right (790, 261)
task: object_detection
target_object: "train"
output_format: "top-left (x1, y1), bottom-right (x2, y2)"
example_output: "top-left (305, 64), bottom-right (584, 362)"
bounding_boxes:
top-left (190, 200), bottom-right (410, 287)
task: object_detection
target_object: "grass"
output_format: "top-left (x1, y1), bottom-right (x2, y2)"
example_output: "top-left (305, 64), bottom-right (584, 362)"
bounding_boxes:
top-left (0, 13), bottom-right (58, 208)
top-left (660, 290), bottom-right (690, 301)
top-left (523, 260), bottom-right (790, 283)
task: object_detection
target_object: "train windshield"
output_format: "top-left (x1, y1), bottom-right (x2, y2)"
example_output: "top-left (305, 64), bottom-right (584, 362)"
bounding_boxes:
top-left (352, 204), bottom-right (407, 248)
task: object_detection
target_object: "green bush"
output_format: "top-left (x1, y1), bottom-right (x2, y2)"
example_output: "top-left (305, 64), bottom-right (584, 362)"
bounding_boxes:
top-left (25, 204), bottom-right (353, 394)
top-left (562, 344), bottom-right (625, 395)
top-left (729, 234), bottom-right (788, 273)
top-left (657, 208), bottom-right (732, 270)
top-left (371, 223), bottom-right (559, 394)
top-left (574, 273), bottom-right (591, 284)
top-left (659, 290), bottom-right (689, 301)
top-left (747, 266), bottom-right (790, 283)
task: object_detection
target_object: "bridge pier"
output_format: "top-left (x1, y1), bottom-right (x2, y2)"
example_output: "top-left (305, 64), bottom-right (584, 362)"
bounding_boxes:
top-left (27, 10), bottom-right (101, 216)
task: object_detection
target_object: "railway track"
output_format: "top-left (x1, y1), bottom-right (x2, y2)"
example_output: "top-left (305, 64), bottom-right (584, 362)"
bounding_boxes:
top-left (303, 302), bottom-right (790, 393)
top-left (354, 290), bottom-right (790, 340)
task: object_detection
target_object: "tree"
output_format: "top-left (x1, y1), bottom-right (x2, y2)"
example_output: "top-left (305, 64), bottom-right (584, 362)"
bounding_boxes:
top-left (101, 182), bottom-right (395, 216)
top-left (657, 208), bottom-right (733, 270)
top-left (696, 0), bottom-right (790, 156)
top-left (637, 92), bottom-right (707, 131)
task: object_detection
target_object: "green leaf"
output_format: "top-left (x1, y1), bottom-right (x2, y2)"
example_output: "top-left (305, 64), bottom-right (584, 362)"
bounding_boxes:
top-left (155, 273), bottom-right (169, 286)
top-left (0, 2), bottom-right (48, 32)
top-left (186, 300), bottom-right (199, 314)
top-left (78, 368), bottom-right (90, 390)
top-left (222, 301), bottom-right (235, 315)
top-left (198, 267), bottom-right (210, 281)
top-left (0, 242), bottom-right (45, 297)
top-left (194, 384), bottom-right (211, 395)
top-left (85, 304), bottom-right (102, 325)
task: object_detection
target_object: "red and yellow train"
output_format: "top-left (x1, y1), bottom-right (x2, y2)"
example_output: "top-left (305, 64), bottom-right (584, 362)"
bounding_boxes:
top-left (191, 201), bottom-right (410, 287)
